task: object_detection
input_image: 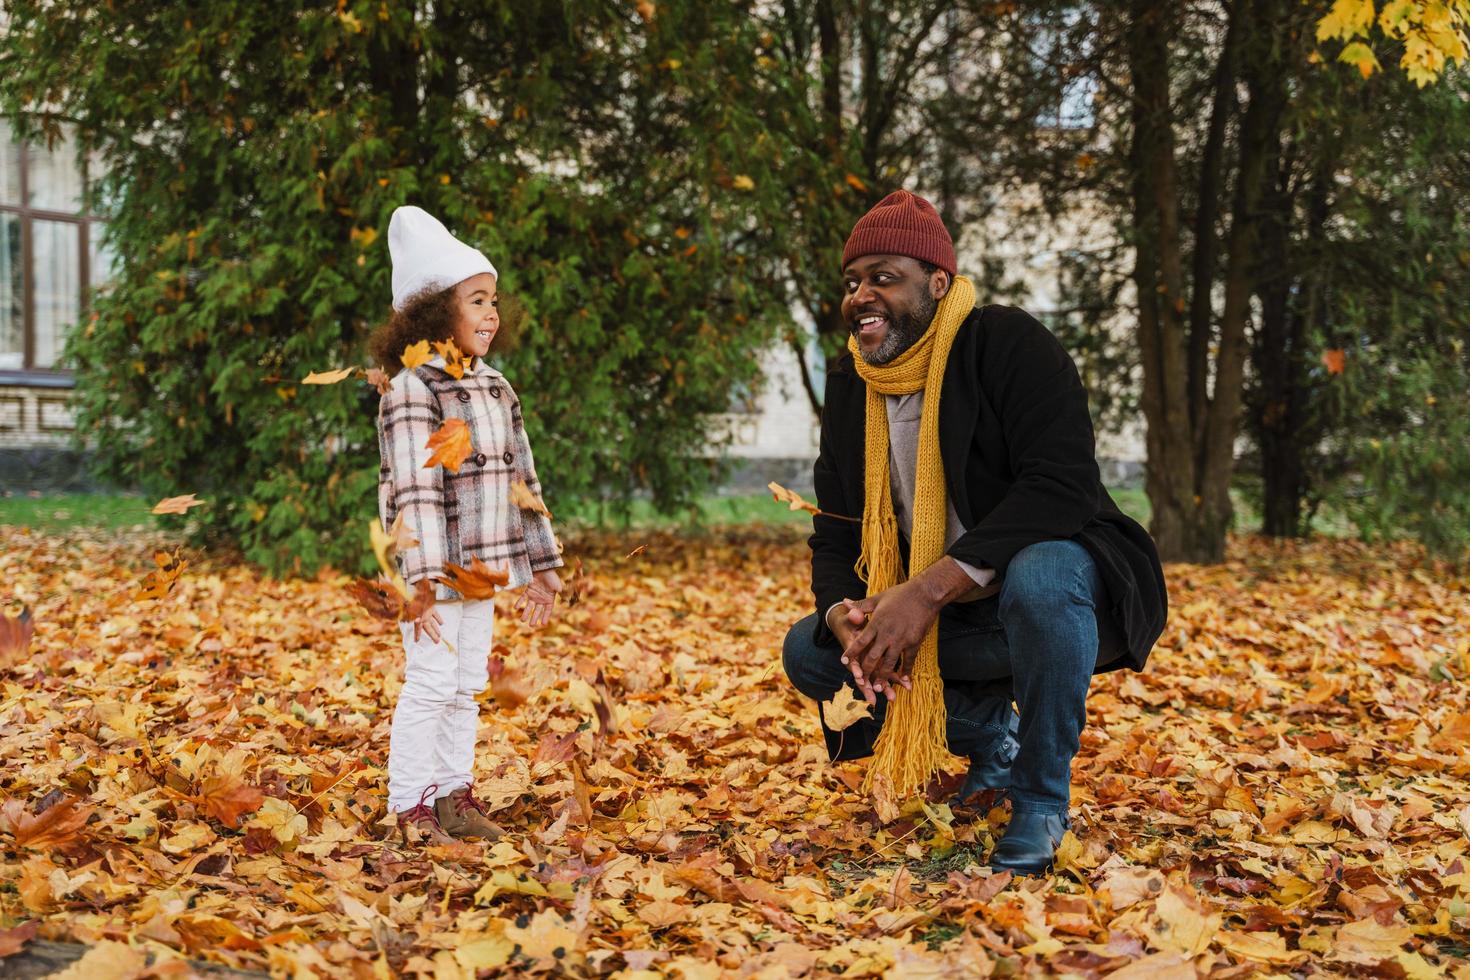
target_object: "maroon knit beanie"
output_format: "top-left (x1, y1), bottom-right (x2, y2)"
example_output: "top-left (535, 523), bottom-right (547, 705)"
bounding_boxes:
top-left (841, 189), bottom-right (956, 275)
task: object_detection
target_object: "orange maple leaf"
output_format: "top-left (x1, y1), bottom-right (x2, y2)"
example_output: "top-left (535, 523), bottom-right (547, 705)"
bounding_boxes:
top-left (195, 773), bottom-right (265, 827)
top-left (1322, 349), bottom-right (1346, 374)
top-left (0, 797), bottom-right (94, 849)
top-left (150, 493), bottom-right (207, 515)
top-left (364, 366), bottom-right (392, 395)
top-left (434, 556), bottom-right (510, 599)
top-left (424, 418), bottom-right (475, 472)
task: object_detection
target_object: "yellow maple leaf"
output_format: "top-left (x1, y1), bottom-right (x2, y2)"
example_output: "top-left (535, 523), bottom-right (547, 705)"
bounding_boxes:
top-left (401, 340), bottom-right (433, 370)
top-left (768, 481), bottom-right (819, 515)
top-left (732, 174), bottom-right (756, 191)
top-left (301, 367), bottom-right (356, 385)
top-left (424, 418), bottom-right (475, 472)
top-left (821, 685), bottom-right (872, 732)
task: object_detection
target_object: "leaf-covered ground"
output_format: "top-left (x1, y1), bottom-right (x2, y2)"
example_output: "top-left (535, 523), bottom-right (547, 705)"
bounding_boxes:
top-left (2, 524), bottom-right (1469, 978)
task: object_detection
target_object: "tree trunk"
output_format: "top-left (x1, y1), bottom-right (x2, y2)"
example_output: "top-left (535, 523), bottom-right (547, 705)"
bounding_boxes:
top-left (1127, 0), bottom-right (1289, 563)
top-left (1128, 0), bottom-right (1219, 562)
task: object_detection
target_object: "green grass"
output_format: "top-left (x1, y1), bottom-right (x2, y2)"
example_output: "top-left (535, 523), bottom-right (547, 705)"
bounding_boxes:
top-left (1, 485), bottom-right (1333, 538)
top-left (0, 492), bottom-right (160, 532)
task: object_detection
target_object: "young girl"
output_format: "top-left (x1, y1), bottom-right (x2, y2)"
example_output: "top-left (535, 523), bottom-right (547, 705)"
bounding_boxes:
top-left (369, 206), bottom-right (564, 843)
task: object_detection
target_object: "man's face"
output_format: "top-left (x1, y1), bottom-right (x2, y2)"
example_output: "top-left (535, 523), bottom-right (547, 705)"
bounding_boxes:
top-left (841, 255), bottom-right (946, 365)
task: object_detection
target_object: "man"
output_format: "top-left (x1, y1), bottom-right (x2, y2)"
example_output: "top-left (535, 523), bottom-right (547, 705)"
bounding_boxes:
top-left (781, 190), bottom-right (1167, 875)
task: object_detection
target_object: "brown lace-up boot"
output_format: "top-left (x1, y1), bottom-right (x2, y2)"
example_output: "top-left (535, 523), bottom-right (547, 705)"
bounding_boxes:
top-left (398, 785), bottom-right (454, 846)
top-left (434, 784), bottom-right (504, 841)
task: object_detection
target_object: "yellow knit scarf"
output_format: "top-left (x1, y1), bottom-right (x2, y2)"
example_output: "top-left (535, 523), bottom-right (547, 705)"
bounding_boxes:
top-left (846, 275), bottom-right (975, 799)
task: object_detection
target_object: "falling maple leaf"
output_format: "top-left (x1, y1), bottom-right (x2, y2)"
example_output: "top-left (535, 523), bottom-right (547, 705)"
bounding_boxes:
top-left (625, 544), bottom-right (647, 559)
top-left (1322, 348), bottom-right (1347, 374)
top-left (369, 513), bottom-right (416, 599)
top-left (634, 0), bottom-right (656, 24)
top-left (346, 576), bottom-right (405, 621)
top-left (488, 654), bottom-right (533, 708)
top-left (767, 481), bottom-right (860, 522)
top-left (136, 548), bottom-right (187, 600)
top-left (364, 366), bottom-right (392, 395)
top-left (434, 556), bottom-right (510, 599)
top-left (732, 174), bottom-right (756, 191)
top-left (431, 339), bottom-right (473, 379)
top-left (401, 340), bottom-right (433, 370)
top-left (300, 367), bottom-right (356, 385)
top-left (150, 493), bottom-right (207, 515)
top-left (821, 685), bottom-right (872, 732)
top-left (510, 479), bottom-right (553, 519)
top-left (768, 481), bottom-right (819, 515)
top-left (0, 607), bottom-right (33, 670)
top-left (424, 418), bottom-right (475, 472)
top-left (563, 557), bottom-right (591, 606)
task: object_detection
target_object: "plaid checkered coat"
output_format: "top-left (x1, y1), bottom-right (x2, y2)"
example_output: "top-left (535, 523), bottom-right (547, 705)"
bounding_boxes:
top-left (378, 355), bottom-right (562, 600)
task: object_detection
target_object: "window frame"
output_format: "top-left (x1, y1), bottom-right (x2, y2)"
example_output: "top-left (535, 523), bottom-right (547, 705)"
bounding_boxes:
top-left (0, 122), bottom-right (103, 384)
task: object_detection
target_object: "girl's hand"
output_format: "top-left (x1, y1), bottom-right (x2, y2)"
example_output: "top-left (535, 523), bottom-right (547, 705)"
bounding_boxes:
top-left (514, 569), bottom-right (563, 628)
top-left (413, 606), bottom-right (445, 645)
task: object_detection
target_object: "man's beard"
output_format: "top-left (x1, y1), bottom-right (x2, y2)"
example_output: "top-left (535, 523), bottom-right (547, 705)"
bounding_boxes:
top-left (857, 291), bottom-right (937, 366)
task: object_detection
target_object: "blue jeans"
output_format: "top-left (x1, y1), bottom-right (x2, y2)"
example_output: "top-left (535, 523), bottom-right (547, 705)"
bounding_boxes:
top-left (782, 539), bottom-right (1121, 815)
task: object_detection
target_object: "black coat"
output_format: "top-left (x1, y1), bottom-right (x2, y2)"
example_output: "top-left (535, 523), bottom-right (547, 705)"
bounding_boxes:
top-left (809, 304), bottom-right (1167, 671)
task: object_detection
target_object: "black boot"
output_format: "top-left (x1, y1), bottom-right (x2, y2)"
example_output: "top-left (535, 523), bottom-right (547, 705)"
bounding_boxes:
top-left (953, 711), bottom-right (1020, 807)
top-left (990, 812), bottom-right (1069, 876)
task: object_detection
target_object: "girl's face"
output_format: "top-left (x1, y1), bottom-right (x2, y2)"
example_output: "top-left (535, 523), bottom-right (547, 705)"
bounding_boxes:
top-left (450, 273), bottom-right (499, 359)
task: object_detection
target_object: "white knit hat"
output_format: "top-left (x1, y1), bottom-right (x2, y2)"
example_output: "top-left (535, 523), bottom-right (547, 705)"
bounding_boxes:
top-left (388, 206), bottom-right (498, 311)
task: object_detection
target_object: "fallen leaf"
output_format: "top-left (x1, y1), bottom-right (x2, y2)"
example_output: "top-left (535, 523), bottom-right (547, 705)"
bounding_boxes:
top-left (0, 920), bottom-right (39, 958)
top-left (0, 797), bottom-right (94, 849)
top-left (196, 773), bottom-right (265, 827)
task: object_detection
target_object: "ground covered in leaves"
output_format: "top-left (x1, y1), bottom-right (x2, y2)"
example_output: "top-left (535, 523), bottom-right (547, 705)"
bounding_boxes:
top-left (2, 524), bottom-right (1469, 978)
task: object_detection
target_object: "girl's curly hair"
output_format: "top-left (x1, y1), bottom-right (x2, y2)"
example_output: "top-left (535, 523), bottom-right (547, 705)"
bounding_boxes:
top-left (367, 285), bottom-right (524, 374)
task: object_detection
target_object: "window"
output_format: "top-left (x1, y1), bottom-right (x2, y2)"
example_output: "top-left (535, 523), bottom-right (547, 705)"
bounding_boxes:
top-left (1030, 8), bottom-right (1097, 131)
top-left (0, 119), bottom-right (112, 375)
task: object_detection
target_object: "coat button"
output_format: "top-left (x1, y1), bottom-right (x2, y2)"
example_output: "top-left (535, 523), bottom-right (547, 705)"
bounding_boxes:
top-left (502, 450), bottom-right (514, 465)
top-left (474, 453), bottom-right (488, 466)
top-left (457, 390), bottom-right (471, 403)
top-left (489, 386), bottom-right (502, 399)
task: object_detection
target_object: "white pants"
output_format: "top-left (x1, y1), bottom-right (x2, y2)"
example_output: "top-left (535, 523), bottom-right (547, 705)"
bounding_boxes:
top-left (387, 599), bottom-right (493, 813)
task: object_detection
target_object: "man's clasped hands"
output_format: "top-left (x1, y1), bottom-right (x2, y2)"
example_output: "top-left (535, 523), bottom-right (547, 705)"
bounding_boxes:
top-left (828, 557), bottom-right (1000, 706)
